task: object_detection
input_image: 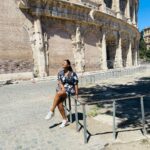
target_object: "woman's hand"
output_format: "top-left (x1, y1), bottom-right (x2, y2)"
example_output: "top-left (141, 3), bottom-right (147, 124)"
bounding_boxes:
top-left (58, 80), bottom-right (66, 93)
top-left (61, 87), bottom-right (66, 93)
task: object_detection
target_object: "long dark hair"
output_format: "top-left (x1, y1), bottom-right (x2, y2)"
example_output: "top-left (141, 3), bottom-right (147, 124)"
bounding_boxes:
top-left (64, 59), bottom-right (73, 72)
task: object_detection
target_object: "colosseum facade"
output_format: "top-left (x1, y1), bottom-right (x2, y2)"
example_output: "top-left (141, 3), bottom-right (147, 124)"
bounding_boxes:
top-left (0, 0), bottom-right (140, 77)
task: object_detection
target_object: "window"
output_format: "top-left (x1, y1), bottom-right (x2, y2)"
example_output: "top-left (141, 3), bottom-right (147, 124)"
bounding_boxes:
top-left (104, 0), bottom-right (112, 9)
top-left (120, 0), bottom-right (127, 15)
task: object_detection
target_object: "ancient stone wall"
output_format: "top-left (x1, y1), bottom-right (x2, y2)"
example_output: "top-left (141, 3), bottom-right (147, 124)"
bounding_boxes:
top-left (42, 19), bottom-right (75, 75)
top-left (0, 0), bottom-right (140, 77)
top-left (0, 0), bottom-right (33, 74)
top-left (84, 29), bottom-right (101, 71)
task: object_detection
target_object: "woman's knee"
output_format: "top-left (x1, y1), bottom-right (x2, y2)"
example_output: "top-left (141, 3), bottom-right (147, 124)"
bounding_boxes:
top-left (57, 91), bottom-right (67, 98)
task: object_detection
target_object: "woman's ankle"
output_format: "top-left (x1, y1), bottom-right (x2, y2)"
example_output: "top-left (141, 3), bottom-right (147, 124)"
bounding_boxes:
top-left (50, 109), bottom-right (54, 113)
top-left (63, 118), bottom-right (67, 121)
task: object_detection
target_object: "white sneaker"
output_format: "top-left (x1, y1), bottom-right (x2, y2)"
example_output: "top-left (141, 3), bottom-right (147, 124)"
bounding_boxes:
top-left (59, 120), bottom-right (68, 128)
top-left (45, 111), bottom-right (54, 120)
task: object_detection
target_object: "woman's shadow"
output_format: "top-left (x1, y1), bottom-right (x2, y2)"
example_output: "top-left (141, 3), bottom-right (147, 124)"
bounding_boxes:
top-left (49, 112), bottom-right (83, 129)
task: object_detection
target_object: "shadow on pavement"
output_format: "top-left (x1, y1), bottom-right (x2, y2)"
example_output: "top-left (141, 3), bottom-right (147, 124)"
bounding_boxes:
top-left (49, 123), bottom-right (61, 129)
top-left (79, 77), bottom-right (150, 133)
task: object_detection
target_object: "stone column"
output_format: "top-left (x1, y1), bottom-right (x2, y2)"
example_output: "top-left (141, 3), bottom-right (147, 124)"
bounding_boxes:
top-left (126, 39), bottom-right (132, 67)
top-left (72, 26), bottom-right (85, 73)
top-left (126, 0), bottom-right (131, 23)
top-left (114, 32), bottom-right (123, 68)
top-left (133, 39), bottom-right (138, 66)
top-left (132, 3), bottom-right (136, 26)
top-left (112, 0), bottom-right (116, 11)
top-left (44, 32), bottom-right (49, 75)
top-left (99, 0), bottom-right (106, 12)
top-left (100, 29), bottom-right (107, 70)
top-left (34, 17), bottom-right (46, 77)
top-left (133, 49), bottom-right (138, 66)
top-left (23, 20), bottom-right (38, 77)
top-left (115, 0), bottom-right (121, 19)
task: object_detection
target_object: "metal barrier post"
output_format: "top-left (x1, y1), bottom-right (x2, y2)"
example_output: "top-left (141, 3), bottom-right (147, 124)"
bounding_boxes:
top-left (113, 100), bottom-right (116, 140)
top-left (74, 99), bottom-right (79, 132)
top-left (140, 96), bottom-right (147, 135)
top-left (68, 96), bottom-right (73, 123)
top-left (82, 104), bottom-right (87, 143)
top-left (63, 98), bottom-right (67, 116)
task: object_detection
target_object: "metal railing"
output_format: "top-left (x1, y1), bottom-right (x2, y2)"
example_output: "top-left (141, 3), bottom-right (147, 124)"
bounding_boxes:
top-left (78, 64), bottom-right (149, 86)
top-left (70, 94), bottom-right (149, 143)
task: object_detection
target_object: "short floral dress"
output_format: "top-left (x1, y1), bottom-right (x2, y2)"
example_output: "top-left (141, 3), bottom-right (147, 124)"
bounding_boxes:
top-left (56, 69), bottom-right (79, 96)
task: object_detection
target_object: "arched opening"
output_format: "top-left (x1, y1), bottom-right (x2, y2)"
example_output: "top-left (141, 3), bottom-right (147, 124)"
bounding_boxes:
top-left (120, 0), bottom-right (127, 15)
top-left (104, 0), bottom-right (112, 9)
top-left (130, 0), bottom-right (134, 22)
top-left (106, 34), bottom-right (117, 69)
top-left (135, 3), bottom-right (138, 23)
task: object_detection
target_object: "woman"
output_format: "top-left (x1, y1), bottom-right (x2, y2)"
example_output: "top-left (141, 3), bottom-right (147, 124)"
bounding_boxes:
top-left (45, 59), bottom-right (79, 128)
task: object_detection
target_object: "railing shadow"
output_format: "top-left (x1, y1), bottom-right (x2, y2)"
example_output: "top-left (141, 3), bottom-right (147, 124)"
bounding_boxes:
top-left (79, 77), bottom-right (150, 132)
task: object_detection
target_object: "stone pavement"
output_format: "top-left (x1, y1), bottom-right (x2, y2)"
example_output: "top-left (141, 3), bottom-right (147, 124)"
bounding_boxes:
top-left (0, 80), bottom-right (108, 150)
top-left (0, 71), bottom-right (150, 150)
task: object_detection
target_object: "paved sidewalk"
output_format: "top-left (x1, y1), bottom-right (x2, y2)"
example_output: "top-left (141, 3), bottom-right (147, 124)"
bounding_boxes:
top-left (0, 80), bottom-right (107, 150)
top-left (0, 71), bottom-right (150, 150)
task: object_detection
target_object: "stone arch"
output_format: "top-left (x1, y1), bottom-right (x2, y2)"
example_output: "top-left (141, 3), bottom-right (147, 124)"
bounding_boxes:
top-left (46, 24), bottom-right (75, 75)
top-left (84, 29), bottom-right (101, 72)
top-left (104, 0), bottom-right (112, 9)
top-left (106, 30), bottom-right (117, 69)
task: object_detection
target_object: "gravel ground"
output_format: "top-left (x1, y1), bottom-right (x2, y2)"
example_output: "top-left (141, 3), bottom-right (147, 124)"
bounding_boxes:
top-left (0, 80), bottom-right (106, 150)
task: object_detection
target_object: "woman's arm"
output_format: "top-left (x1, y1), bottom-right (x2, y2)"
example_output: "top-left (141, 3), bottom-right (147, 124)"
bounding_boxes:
top-left (73, 72), bottom-right (79, 99)
top-left (57, 70), bottom-right (66, 93)
top-left (58, 80), bottom-right (66, 93)
top-left (75, 84), bottom-right (79, 99)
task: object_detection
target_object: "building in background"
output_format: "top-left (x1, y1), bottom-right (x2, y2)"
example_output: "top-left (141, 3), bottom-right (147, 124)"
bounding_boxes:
top-left (143, 27), bottom-right (150, 50)
top-left (0, 0), bottom-right (140, 77)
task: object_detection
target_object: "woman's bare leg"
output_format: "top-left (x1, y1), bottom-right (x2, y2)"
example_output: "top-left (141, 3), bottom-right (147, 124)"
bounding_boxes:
top-left (50, 92), bottom-right (67, 112)
top-left (57, 100), bottom-right (67, 120)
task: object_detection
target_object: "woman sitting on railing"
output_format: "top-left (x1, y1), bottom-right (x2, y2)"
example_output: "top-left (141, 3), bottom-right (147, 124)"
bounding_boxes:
top-left (45, 59), bottom-right (79, 128)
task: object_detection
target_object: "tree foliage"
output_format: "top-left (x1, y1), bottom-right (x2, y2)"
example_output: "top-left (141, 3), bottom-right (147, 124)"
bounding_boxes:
top-left (139, 30), bottom-right (150, 60)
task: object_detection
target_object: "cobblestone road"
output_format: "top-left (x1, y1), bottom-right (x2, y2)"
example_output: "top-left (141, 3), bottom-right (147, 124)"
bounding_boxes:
top-left (0, 80), bottom-right (106, 150)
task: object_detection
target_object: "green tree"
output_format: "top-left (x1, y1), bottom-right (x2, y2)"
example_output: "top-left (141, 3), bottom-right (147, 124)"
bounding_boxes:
top-left (146, 49), bottom-right (150, 61)
top-left (139, 31), bottom-right (147, 59)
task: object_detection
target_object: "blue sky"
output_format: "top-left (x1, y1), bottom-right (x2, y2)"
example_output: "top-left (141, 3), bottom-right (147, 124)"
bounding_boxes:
top-left (138, 0), bottom-right (150, 31)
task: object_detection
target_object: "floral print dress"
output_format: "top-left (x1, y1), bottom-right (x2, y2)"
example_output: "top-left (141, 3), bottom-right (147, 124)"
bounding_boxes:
top-left (56, 69), bottom-right (79, 96)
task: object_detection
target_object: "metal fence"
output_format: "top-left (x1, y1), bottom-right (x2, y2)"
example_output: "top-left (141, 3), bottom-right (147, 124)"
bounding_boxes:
top-left (78, 65), bottom-right (150, 86)
top-left (62, 64), bottom-right (150, 143)
top-left (65, 94), bottom-right (150, 144)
